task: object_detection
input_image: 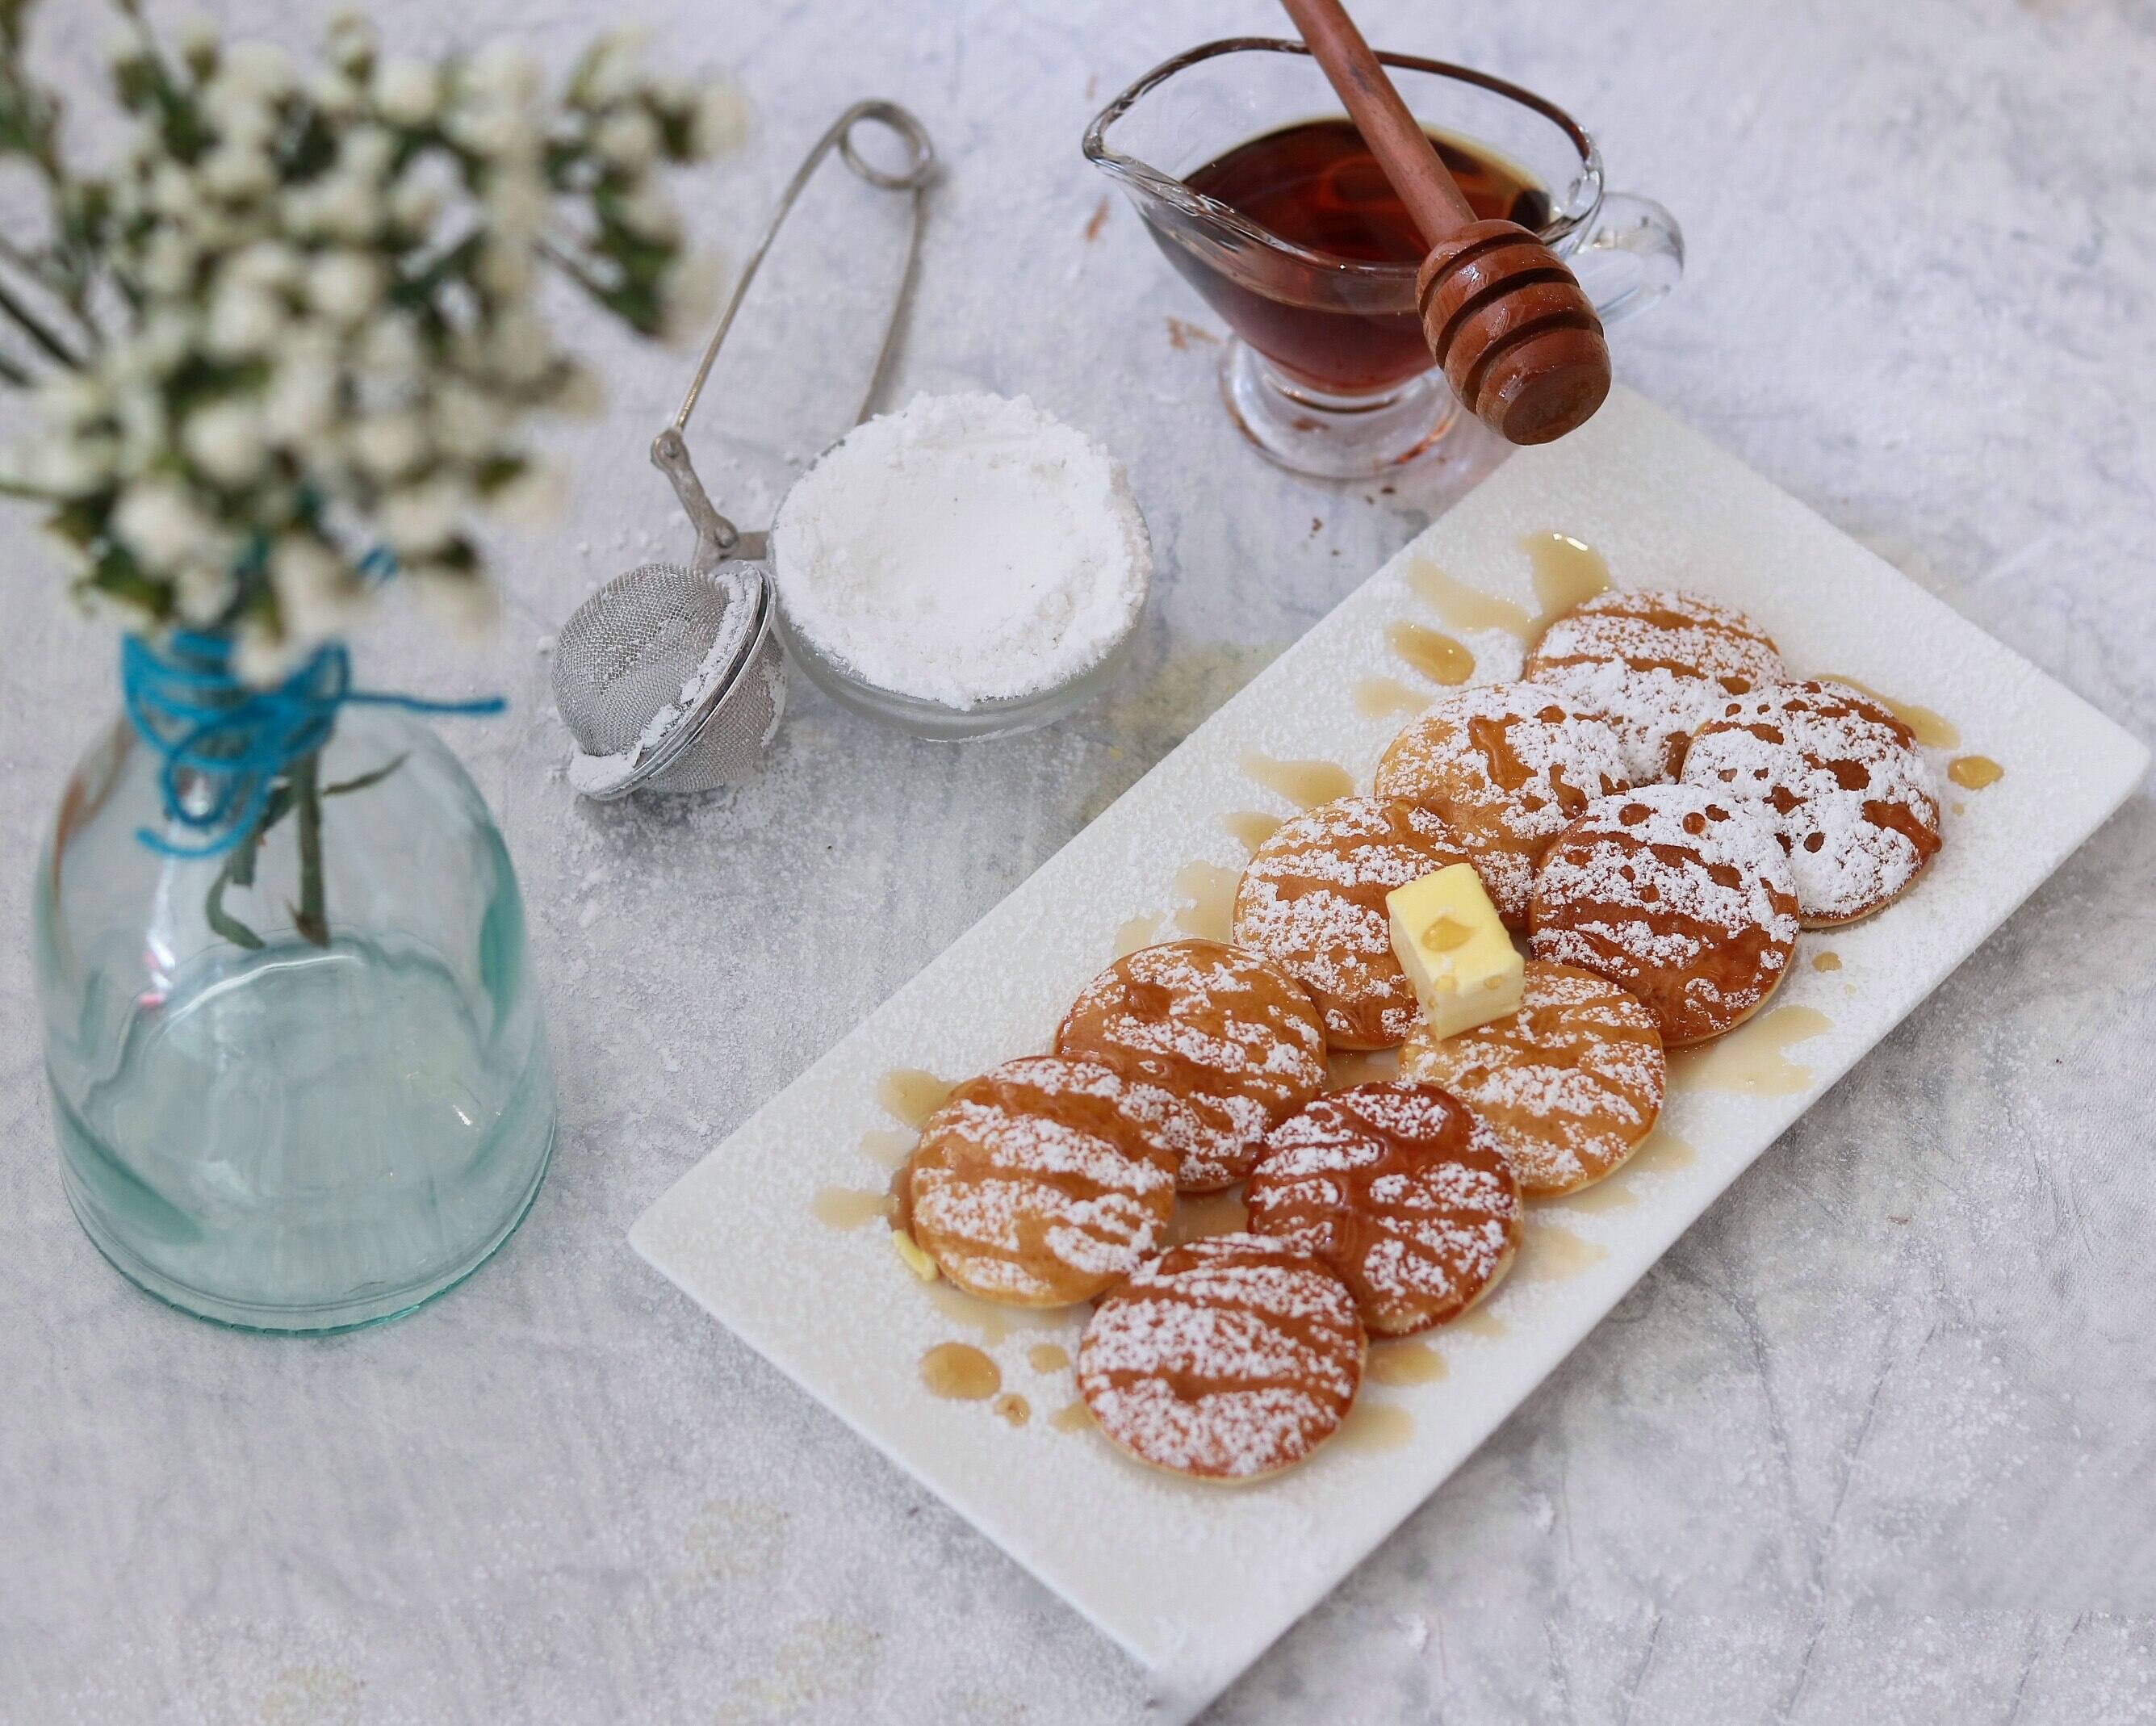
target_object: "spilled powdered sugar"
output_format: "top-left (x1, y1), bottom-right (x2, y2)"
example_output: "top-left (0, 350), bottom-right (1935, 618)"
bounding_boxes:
top-left (1681, 680), bottom-right (1942, 924)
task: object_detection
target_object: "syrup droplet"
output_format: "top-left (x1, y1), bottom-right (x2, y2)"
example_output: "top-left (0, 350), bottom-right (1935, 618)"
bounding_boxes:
top-left (1522, 530), bottom-right (1613, 622)
top-left (1220, 810), bottom-right (1284, 853)
top-left (1405, 556), bottom-right (1534, 639)
top-left (1113, 912), bottom-right (1162, 958)
top-left (1517, 1220), bottom-right (1608, 1284)
top-left (1671, 1006), bottom-right (1833, 1096)
top-left (809, 1187), bottom-right (893, 1230)
top-left (1455, 1309), bottom-right (1509, 1340)
top-left (920, 1342), bottom-right (1001, 1401)
top-left (1326, 1046), bottom-right (1402, 1091)
top-left (1386, 619), bottom-right (1476, 685)
top-left (1948, 754), bottom-right (2003, 790)
top-left (1166, 1187), bottom-right (1249, 1246)
top-left (1050, 1400), bottom-right (1095, 1432)
top-left (1027, 1343), bottom-right (1070, 1374)
top-left (1239, 751), bottom-right (1354, 809)
top-left (1819, 675), bottom-right (1960, 749)
top-left (1172, 860), bottom-right (1238, 941)
top-left (1812, 950), bottom-right (1842, 974)
top-left (1335, 1401), bottom-right (1416, 1452)
top-left (878, 1069), bottom-right (957, 1129)
top-left (1354, 676), bottom-right (1430, 720)
top-left (860, 1128), bottom-right (918, 1170)
top-left (1366, 1340), bottom-right (1448, 1386)
top-left (992, 1393), bottom-right (1031, 1427)
top-left (1624, 1127), bottom-right (1697, 1176)
top-left (1545, 1177), bottom-right (1638, 1215)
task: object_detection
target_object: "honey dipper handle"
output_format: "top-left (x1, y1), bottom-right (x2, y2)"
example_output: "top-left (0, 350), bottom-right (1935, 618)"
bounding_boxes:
top-left (1277, 0), bottom-right (1476, 247)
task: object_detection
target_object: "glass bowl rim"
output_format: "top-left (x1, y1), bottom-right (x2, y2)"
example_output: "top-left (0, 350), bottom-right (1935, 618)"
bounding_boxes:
top-left (1082, 36), bottom-right (1604, 282)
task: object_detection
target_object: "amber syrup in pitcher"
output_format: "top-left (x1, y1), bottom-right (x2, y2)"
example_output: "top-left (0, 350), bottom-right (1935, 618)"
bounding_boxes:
top-left (1177, 119), bottom-right (1554, 396)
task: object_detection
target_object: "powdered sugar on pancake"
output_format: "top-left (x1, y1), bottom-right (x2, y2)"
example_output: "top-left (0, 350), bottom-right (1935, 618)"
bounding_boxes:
top-left (1530, 785), bottom-right (1799, 1045)
top-left (1231, 797), bottom-right (1470, 1050)
top-left (907, 1055), bottom-right (1187, 1304)
top-left (1681, 680), bottom-right (1942, 926)
top-left (1400, 962), bottom-right (1664, 1193)
top-left (1374, 684), bottom-right (1631, 926)
top-left (1245, 1083), bottom-right (1520, 1336)
top-left (1055, 939), bottom-right (1327, 1191)
top-left (1078, 1234), bottom-right (1364, 1481)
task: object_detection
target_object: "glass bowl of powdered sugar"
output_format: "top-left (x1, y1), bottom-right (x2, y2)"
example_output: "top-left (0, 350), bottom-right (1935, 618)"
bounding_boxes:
top-left (766, 392), bottom-right (1151, 739)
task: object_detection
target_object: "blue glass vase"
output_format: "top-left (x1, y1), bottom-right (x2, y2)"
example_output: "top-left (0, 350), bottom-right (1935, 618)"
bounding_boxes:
top-left (33, 704), bottom-right (555, 1331)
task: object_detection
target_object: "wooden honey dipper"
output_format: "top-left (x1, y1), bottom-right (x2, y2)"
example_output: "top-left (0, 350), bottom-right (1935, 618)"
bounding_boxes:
top-left (1278, 0), bottom-right (1611, 445)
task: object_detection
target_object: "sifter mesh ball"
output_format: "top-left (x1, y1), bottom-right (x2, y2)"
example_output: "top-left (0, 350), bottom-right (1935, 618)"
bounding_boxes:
top-left (553, 560), bottom-right (785, 799)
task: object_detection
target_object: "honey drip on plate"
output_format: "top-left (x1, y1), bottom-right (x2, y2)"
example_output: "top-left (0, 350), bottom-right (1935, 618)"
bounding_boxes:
top-left (1812, 950), bottom-right (1843, 974)
top-left (878, 1069), bottom-right (957, 1129)
top-left (1172, 861), bottom-right (1239, 941)
top-left (1113, 912), bottom-right (1162, 957)
top-left (1547, 1177), bottom-right (1638, 1215)
top-left (1517, 1221), bottom-right (1608, 1284)
top-left (1239, 751), bottom-right (1354, 808)
top-left (810, 1187), bottom-right (893, 1230)
top-left (921, 1342), bottom-right (1001, 1401)
top-left (1326, 1046), bottom-right (1402, 1091)
top-left (1027, 1343), bottom-right (1070, 1374)
top-left (1455, 1309), bottom-right (1509, 1340)
top-left (1624, 1127), bottom-right (1697, 1176)
top-left (860, 1128), bottom-right (917, 1170)
top-left (1522, 530), bottom-right (1613, 621)
top-left (1167, 1188), bottom-right (1250, 1246)
top-left (1671, 1006), bottom-right (1832, 1096)
top-left (1405, 556), bottom-right (1534, 639)
top-left (993, 1393), bottom-right (1031, 1428)
top-left (1335, 1401), bottom-right (1416, 1452)
top-left (1820, 676), bottom-right (1960, 749)
top-left (1367, 1340), bottom-right (1448, 1386)
top-left (1354, 676), bottom-right (1430, 720)
top-left (1949, 755), bottom-right (2003, 790)
top-left (1051, 1401), bottom-right (1095, 1432)
top-left (1386, 619), bottom-right (1476, 686)
top-left (921, 1280), bottom-right (1059, 1345)
top-left (1220, 810), bottom-right (1285, 853)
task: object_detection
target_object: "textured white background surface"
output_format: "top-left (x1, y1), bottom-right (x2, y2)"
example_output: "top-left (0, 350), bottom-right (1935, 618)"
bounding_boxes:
top-left (4, 2), bottom-right (2154, 1723)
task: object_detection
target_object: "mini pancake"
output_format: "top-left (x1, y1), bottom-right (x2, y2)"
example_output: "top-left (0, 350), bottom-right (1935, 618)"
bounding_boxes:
top-left (902, 1054), bottom-right (1189, 1306)
top-left (1078, 1232), bottom-right (1365, 1482)
top-left (1054, 938), bottom-right (1328, 1192)
top-left (1529, 784), bottom-right (1799, 1046)
top-left (1681, 678), bottom-right (1941, 927)
top-left (1231, 795), bottom-right (1473, 1051)
top-left (1374, 682), bottom-right (1631, 928)
top-left (1525, 589), bottom-right (1785, 781)
top-left (1244, 1081), bottom-right (1521, 1337)
top-left (1399, 961), bottom-right (1664, 1195)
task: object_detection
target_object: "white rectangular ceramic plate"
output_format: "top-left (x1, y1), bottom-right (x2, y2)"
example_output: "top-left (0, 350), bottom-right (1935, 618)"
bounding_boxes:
top-left (631, 388), bottom-right (2148, 1720)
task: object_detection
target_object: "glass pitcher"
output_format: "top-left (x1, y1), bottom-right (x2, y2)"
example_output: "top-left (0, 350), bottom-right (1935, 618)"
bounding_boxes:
top-left (1085, 39), bottom-right (1683, 478)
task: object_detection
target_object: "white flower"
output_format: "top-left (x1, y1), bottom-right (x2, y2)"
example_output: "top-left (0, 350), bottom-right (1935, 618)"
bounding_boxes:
top-left (308, 68), bottom-right (363, 120)
top-left (113, 383), bottom-right (170, 474)
top-left (205, 281), bottom-right (286, 358)
top-left (219, 40), bottom-right (295, 100)
top-left (270, 536), bottom-right (366, 639)
top-left (577, 34), bottom-right (647, 109)
top-left (108, 310), bottom-right (194, 386)
top-left (474, 238), bottom-right (535, 299)
top-left (38, 521), bottom-right (94, 579)
top-left (430, 382), bottom-right (504, 459)
top-left (234, 617), bottom-right (306, 685)
top-left (175, 14), bottom-right (219, 68)
top-left (314, 174), bottom-right (383, 242)
top-left (149, 162), bottom-right (199, 220)
top-left (483, 169), bottom-right (549, 244)
top-left (486, 306), bottom-right (553, 385)
top-left (140, 227), bottom-right (200, 300)
top-left (325, 11), bottom-right (377, 75)
top-left (347, 410), bottom-right (427, 480)
top-left (689, 80), bottom-right (747, 158)
top-left (374, 58), bottom-right (442, 126)
top-left (594, 106), bottom-right (659, 171)
top-left (465, 42), bottom-right (544, 108)
top-left (36, 371), bottom-right (107, 429)
top-left (173, 559), bottom-right (238, 626)
top-left (200, 139), bottom-right (275, 202)
top-left (27, 433), bottom-right (117, 497)
top-left (446, 100), bottom-right (539, 166)
top-left (228, 240), bottom-right (300, 292)
top-left (612, 180), bottom-right (679, 243)
top-left (385, 162), bottom-right (448, 232)
top-left (308, 251), bottom-right (384, 325)
top-left (380, 476), bottom-right (466, 555)
top-left (115, 479), bottom-right (215, 571)
top-left (408, 566), bottom-right (499, 636)
top-left (489, 458), bottom-right (564, 528)
top-left (263, 353), bottom-right (339, 443)
top-left (182, 400), bottom-right (269, 486)
top-left (337, 125), bottom-right (397, 186)
top-left (659, 250), bottom-right (725, 344)
top-left (357, 312), bottom-right (424, 377)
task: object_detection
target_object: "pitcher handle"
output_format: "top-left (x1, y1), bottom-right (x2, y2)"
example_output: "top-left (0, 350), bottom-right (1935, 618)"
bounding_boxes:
top-left (1572, 191), bottom-right (1684, 327)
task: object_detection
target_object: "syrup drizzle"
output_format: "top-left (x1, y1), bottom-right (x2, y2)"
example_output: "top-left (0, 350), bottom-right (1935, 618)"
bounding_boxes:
top-left (1821, 675), bottom-right (1960, 750)
top-left (1354, 676), bottom-right (1431, 720)
top-left (1335, 1401), bottom-right (1416, 1452)
top-left (1172, 860), bottom-right (1239, 941)
top-left (1948, 755), bottom-right (2003, 790)
top-left (1240, 751), bottom-right (1354, 809)
top-left (1113, 912), bottom-right (1162, 958)
top-left (1405, 555), bottom-right (1534, 639)
top-left (1522, 530), bottom-right (1614, 620)
top-left (860, 1129), bottom-right (916, 1170)
top-left (1220, 810), bottom-right (1285, 853)
top-left (920, 1342), bottom-right (1001, 1401)
top-left (1366, 1340), bottom-right (1448, 1386)
top-left (1671, 1006), bottom-right (1832, 1096)
top-left (1050, 1400), bottom-right (1095, 1432)
top-left (878, 1069), bottom-right (957, 1129)
top-left (1386, 619), bottom-right (1475, 685)
top-left (1028, 1343), bottom-right (1070, 1374)
top-left (1516, 1220), bottom-right (1608, 1284)
top-left (993, 1393), bottom-right (1031, 1427)
top-left (1325, 1046), bottom-right (1402, 1091)
top-left (1812, 950), bottom-right (1843, 974)
top-left (1626, 1127), bottom-right (1697, 1175)
top-left (1455, 1309), bottom-right (1509, 1340)
top-left (1166, 1187), bottom-right (1250, 1246)
top-left (810, 1187), bottom-right (893, 1230)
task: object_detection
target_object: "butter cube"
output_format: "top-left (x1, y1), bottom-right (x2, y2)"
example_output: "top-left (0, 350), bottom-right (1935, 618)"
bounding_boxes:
top-left (891, 1228), bottom-right (940, 1284)
top-left (1387, 863), bottom-right (1524, 1039)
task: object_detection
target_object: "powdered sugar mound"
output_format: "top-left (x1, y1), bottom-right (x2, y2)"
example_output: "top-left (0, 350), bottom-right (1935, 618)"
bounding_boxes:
top-left (769, 392), bottom-right (1151, 708)
top-left (1078, 1234), bottom-right (1364, 1480)
top-left (1681, 680), bottom-right (1942, 925)
top-left (1530, 784), bottom-right (1800, 1045)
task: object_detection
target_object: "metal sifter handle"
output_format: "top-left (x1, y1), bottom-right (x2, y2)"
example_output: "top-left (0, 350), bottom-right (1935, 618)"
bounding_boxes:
top-left (651, 99), bottom-right (936, 572)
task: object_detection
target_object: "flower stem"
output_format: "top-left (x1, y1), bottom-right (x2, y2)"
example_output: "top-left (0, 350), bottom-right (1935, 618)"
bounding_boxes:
top-left (290, 752), bottom-right (329, 947)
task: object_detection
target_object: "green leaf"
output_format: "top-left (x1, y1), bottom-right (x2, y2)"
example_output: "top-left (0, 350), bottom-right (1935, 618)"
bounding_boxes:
top-left (322, 752), bottom-right (407, 798)
top-left (204, 865), bottom-right (265, 950)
